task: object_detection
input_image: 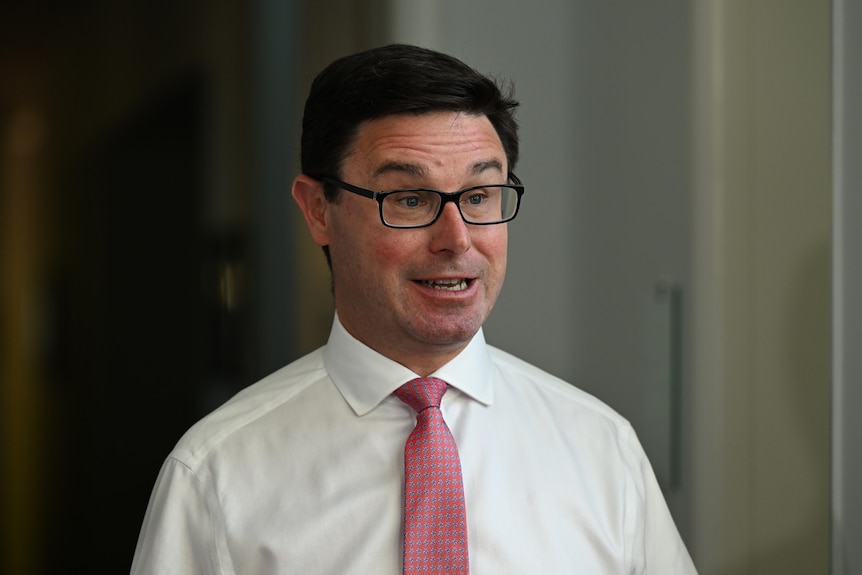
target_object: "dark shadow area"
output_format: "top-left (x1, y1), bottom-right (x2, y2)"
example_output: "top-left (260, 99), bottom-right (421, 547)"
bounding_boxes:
top-left (1, 3), bottom-right (265, 574)
top-left (43, 76), bottom-right (211, 573)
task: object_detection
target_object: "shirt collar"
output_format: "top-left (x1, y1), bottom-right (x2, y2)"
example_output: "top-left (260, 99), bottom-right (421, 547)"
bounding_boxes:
top-left (323, 313), bottom-right (495, 416)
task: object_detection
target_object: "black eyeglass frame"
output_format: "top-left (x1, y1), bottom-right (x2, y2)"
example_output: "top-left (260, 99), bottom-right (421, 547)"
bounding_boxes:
top-left (321, 173), bottom-right (524, 229)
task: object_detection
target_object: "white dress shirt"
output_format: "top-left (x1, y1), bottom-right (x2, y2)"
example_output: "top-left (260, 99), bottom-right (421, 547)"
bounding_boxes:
top-left (131, 314), bottom-right (697, 574)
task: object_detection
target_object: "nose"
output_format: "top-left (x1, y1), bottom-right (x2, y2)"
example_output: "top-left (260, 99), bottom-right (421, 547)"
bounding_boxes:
top-left (428, 202), bottom-right (471, 254)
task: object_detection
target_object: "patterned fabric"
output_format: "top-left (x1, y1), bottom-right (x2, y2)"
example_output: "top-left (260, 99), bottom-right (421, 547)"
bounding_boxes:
top-left (394, 377), bottom-right (469, 573)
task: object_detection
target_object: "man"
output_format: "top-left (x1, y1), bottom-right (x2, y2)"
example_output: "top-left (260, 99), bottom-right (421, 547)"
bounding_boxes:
top-left (131, 44), bottom-right (696, 574)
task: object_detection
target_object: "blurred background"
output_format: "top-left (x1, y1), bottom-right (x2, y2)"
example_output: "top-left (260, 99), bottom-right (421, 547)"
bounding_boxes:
top-left (1, 0), bottom-right (857, 574)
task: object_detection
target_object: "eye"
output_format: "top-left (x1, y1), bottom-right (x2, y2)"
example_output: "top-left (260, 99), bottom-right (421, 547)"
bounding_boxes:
top-left (386, 191), bottom-right (435, 211)
top-left (390, 192), bottom-right (425, 209)
top-left (464, 192), bottom-right (488, 205)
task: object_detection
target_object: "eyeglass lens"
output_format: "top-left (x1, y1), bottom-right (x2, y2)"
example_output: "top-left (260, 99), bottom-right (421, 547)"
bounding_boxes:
top-left (382, 186), bottom-right (519, 227)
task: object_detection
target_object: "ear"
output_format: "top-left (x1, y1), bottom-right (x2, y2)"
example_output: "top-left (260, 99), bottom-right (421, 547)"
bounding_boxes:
top-left (292, 174), bottom-right (332, 247)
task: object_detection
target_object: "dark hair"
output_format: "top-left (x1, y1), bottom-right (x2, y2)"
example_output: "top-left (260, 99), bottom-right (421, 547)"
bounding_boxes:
top-left (300, 43), bottom-right (520, 201)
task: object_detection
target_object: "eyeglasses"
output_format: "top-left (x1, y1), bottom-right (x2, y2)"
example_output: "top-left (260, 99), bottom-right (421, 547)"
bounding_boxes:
top-left (321, 174), bottom-right (524, 229)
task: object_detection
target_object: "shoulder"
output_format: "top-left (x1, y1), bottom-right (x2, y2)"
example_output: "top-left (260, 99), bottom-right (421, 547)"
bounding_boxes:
top-left (486, 345), bottom-right (639, 448)
top-left (170, 347), bottom-right (329, 470)
top-left (489, 346), bottom-right (629, 421)
top-left (483, 345), bottom-right (661, 507)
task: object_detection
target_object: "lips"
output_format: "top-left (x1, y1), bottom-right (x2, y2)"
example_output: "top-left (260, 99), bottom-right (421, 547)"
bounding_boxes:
top-left (419, 278), bottom-right (470, 291)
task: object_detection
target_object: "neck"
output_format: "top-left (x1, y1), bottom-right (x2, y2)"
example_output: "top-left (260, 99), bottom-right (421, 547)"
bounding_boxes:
top-left (337, 315), bottom-right (472, 377)
top-left (369, 338), bottom-right (469, 377)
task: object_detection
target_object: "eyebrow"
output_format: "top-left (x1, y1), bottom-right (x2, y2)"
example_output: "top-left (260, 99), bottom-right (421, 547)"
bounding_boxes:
top-left (372, 159), bottom-right (505, 180)
top-left (373, 162), bottom-right (427, 179)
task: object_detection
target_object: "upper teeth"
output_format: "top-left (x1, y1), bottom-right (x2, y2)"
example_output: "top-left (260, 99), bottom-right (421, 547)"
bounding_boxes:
top-left (423, 279), bottom-right (468, 291)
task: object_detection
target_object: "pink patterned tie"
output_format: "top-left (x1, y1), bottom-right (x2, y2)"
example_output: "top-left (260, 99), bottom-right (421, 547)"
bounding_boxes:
top-left (394, 377), bottom-right (469, 573)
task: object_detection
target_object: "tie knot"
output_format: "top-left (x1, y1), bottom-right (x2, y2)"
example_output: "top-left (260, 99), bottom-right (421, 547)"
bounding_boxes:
top-left (394, 377), bottom-right (449, 413)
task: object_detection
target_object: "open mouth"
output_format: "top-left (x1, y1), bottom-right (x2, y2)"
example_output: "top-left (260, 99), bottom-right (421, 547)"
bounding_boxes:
top-left (418, 278), bottom-right (470, 291)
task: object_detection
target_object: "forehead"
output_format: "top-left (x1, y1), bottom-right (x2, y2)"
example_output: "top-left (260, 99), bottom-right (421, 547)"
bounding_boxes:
top-left (342, 112), bottom-right (506, 181)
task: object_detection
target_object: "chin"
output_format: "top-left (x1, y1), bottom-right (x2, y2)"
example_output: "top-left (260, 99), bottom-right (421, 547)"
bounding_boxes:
top-left (411, 317), bottom-right (484, 347)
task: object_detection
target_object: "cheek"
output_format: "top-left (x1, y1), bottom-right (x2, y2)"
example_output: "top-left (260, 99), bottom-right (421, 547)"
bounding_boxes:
top-left (367, 239), bottom-right (416, 281)
top-left (477, 228), bottom-right (508, 268)
top-left (330, 224), bottom-right (411, 287)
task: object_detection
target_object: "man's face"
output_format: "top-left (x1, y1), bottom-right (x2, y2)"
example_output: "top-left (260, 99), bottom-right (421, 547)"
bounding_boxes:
top-left (322, 111), bottom-right (510, 372)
